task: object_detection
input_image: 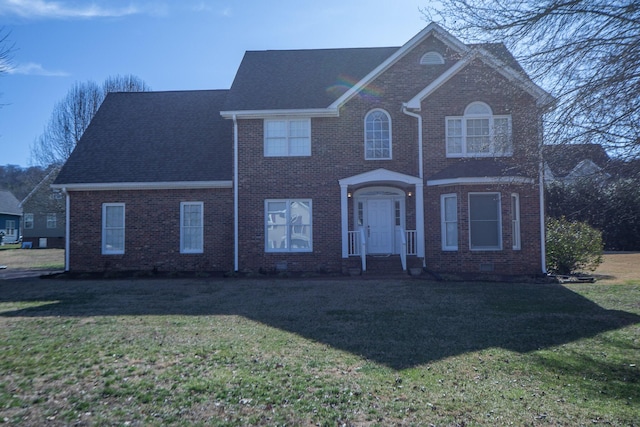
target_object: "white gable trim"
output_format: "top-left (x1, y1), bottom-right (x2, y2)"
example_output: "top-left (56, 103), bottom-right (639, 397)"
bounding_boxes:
top-left (404, 53), bottom-right (476, 110)
top-left (329, 22), bottom-right (469, 110)
top-left (475, 47), bottom-right (554, 108)
top-left (339, 168), bottom-right (422, 186)
top-left (52, 181), bottom-right (233, 191)
top-left (405, 48), bottom-right (553, 110)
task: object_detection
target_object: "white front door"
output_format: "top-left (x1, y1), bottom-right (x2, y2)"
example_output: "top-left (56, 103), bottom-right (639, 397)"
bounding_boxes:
top-left (367, 199), bottom-right (393, 254)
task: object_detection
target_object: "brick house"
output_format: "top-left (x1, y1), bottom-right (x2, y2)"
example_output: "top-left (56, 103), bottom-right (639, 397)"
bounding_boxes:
top-left (53, 23), bottom-right (553, 276)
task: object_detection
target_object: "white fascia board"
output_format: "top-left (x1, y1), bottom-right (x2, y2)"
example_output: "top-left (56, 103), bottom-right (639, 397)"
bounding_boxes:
top-left (51, 181), bottom-right (233, 191)
top-left (474, 47), bottom-right (554, 108)
top-left (329, 22), bottom-right (470, 110)
top-left (220, 108), bottom-right (339, 119)
top-left (426, 176), bottom-right (535, 187)
top-left (406, 48), bottom-right (554, 110)
top-left (339, 168), bottom-right (422, 186)
top-left (405, 53), bottom-right (476, 110)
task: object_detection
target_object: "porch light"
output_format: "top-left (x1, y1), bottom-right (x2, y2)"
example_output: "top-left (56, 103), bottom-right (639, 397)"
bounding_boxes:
top-left (347, 192), bottom-right (352, 198)
top-left (407, 191), bottom-right (413, 197)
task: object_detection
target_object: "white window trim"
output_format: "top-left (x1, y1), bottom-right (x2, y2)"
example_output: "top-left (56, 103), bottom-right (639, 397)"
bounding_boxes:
top-left (46, 213), bottom-right (57, 229)
top-left (102, 203), bottom-right (125, 255)
top-left (180, 202), bottom-right (204, 254)
top-left (420, 51), bottom-right (445, 65)
top-left (364, 109), bottom-right (392, 160)
top-left (24, 213), bottom-right (34, 229)
top-left (511, 193), bottom-right (521, 250)
top-left (264, 118), bottom-right (311, 157)
top-left (446, 102), bottom-right (512, 158)
top-left (468, 192), bottom-right (503, 251)
top-left (265, 199), bottom-right (313, 253)
top-left (441, 193), bottom-right (458, 251)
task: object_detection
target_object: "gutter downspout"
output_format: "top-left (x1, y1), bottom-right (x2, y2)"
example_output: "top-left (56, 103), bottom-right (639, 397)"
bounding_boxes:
top-left (539, 150), bottom-right (547, 275)
top-left (63, 188), bottom-right (70, 271)
top-left (401, 106), bottom-right (423, 179)
top-left (233, 114), bottom-right (239, 272)
top-left (402, 105), bottom-right (426, 266)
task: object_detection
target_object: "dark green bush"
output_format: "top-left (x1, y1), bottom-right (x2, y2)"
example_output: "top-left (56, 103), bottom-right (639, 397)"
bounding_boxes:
top-left (546, 178), bottom-right (640, 250)
top-left (546, 217), bottom-right (603, 275)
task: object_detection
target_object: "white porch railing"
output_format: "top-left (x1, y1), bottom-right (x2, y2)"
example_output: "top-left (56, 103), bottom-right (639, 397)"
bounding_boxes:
top-left (400, 228), bottom-right (407, 271)
top-left (348, 229), bottom-right (416, 272)
top-left (405, 229), bottom-right (417, 256)
top-left (348, 229), bottom-right (367, 272)
top-left (348, 230), bottom-right (360, 256)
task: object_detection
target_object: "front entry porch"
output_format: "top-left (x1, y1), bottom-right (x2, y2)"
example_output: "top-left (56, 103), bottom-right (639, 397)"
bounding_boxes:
top-left (339, 169), bottom-right (424, 272)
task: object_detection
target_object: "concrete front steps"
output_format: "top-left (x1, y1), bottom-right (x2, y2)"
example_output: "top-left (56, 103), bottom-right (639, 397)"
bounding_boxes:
top-left (347, 255), bottom-right (423, 277)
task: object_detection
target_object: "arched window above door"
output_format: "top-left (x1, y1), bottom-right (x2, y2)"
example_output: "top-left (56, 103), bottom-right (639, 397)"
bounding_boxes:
top-left (364, 109), bottom-right (392, 160)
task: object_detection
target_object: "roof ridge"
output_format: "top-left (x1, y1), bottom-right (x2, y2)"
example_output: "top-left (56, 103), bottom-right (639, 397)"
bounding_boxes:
top-left (245, 46), bottom-right (399, 54)
top-left (108, 89), bottom-right (229, 95)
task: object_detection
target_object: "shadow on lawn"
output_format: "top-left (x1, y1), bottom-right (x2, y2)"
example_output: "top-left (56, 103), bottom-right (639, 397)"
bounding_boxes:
top-left (1, 278), bottom-right (638, 370)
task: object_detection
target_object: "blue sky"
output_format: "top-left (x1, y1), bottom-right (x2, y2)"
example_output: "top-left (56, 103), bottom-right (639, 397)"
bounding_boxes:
top-left (0, 0), bottom-right (435, 167)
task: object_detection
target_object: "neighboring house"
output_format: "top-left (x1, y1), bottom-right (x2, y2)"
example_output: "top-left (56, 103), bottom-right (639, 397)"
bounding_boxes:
top-left (543, 144), bottom-right (611, 184)
top-left (0, 190), bottom-right (21, 244)
top-left (53, 23), bottom-right (553, 276)
top-left (20, 166), bottom-right (66, 248)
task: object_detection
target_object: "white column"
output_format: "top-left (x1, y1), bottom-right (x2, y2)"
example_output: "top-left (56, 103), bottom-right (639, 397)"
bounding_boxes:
top-left (415, 182), bottom-right (425, 258)
top-left (340, 184), bottom-right (349, 258)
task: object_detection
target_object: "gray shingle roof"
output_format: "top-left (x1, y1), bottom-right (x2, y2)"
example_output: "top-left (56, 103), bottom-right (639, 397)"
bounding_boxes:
top-left (0, 190), bottom-right (21, 215)
top-left (223, 47), bottom-right (399, 111)
top-left (543, 144), bottom-right (610, 177)
top-left (54, 90), bottom-right (232, 185)
top-left (427, 159), bottom-right (531, 181)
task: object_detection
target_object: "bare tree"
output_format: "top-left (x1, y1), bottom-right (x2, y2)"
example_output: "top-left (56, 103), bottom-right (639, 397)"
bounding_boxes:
top-left (102, 74), bottom-right (150, 94)
top-left (0, 27), bottom-right (15, 112)
top-left (424, 0), bottom-right (640, 158)
top-left (31, 74), bottom-right (150, 166)
top-left (0, 27), bottom-right (13, 75)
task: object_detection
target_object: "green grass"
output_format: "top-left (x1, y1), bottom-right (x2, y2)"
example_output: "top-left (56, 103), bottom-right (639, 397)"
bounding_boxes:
top-left (0, 243), bottom-right (21, 250)
top-left (0, 278), bottom-right (638, 426)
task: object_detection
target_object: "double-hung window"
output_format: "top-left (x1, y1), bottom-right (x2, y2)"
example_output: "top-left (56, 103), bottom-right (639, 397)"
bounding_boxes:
top-left (181, 202), bottom-right (203, 254)
top-left (446, 102), bottom-right (512, 157)
top-left (441, 194), bottom-right (458, 250)
top-left (365, 109), bottom-right (392, 159)
top-left (264, 119), bottom-right (311, 156)
top-left (102, 203), bottom-right (125, 254)
top-left (47, 213), bottom-right (57, 229)
top-left (265, 199), bottom-right (312, 252)
top-left (24, 213), bottom-right (34, 229)
top-left (469, 193), bottom-right (502, 250)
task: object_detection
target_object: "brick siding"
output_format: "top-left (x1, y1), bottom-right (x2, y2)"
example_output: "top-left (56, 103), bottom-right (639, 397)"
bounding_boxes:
top-left (235, 35), bottom-right (544, 275)
top-left (67, 188), bottom-right (233, 273)
top-left (66, 34), bottom-right (545, 276)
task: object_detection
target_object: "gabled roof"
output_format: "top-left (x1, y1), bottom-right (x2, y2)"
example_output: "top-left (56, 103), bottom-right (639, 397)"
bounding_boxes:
top-left (222, 22), bottom-right (552, 117)
top-left (404, 46), bottom-right (553, 110)
top-left (0, 190), bottom-right (21, 216)
top-left (543, 144), bottom-right (610, 177)
top-left (20, 165), bottom-right (61, 206)
top-left (222, 47), bottom-right (398, 114)
top-left (54, 90), bottom-right (232, 188)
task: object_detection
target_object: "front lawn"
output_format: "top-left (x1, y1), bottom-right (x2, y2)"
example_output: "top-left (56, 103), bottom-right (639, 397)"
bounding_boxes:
top-left (0, 248), bottom-right (64, 270)
top-left (0, 278), bottom-right (638, 426)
